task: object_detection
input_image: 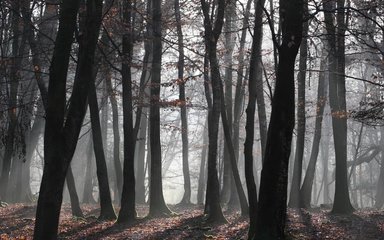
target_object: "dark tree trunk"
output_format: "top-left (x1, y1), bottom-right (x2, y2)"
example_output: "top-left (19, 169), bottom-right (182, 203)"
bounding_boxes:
top-left (118, 0), bottom-right (137, 223)
top-left (288, 0), bottom-right (308, 208)
top-left (34, 0), bottom-right (103, 238)
top-left (253, 0), bottom-right (303, 238)
top-left (24, 0), bottom-right (82, 213)
top-left (148, 0), bottom-right (172, 217)
top-left (89, 80), bottom-right (117, 221)
top-left (244, 0), bottom-right (266, 236)
top-left (323, 0), bottom-right (354, 214)
top-left (201, 0), bottom-right (227, 223)
top-left (219, 87), bottom-right (249, 215)
top-left (66, 166), bottom-right (84, 217)
top-left (202, 54), bottom-right (211, 211)
top-left (299, 50), bottom-right (327, 208)
top-left (174, 0), bottom-right (191, 205)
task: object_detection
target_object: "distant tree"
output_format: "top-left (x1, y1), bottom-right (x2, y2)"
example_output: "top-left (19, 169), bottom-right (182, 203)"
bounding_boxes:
top-left (299, 46), bottom-right (327, 208)
top-left (175, 0), bottom-right (191, 205)
top-left (375, 127), bottom-right (384, 208)
top-left (0, 0), bottom-right (25, 201)
top-left (197, 118), bottom-right (208, 205)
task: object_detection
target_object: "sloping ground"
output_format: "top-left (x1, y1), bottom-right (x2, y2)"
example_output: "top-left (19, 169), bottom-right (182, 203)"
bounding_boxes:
top-left (0, 204), bottom-right (248, 239)
top-left (286, 208), bottom-right (384, 240)
top-left (0, 204), bottom-right (383, 239)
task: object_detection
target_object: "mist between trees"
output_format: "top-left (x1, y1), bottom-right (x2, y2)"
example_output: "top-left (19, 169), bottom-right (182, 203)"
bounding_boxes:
top-left (0, 0), bottom-right (383, 239)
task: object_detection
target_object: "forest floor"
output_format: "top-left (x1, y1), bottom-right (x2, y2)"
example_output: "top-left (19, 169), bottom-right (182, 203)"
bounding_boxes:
top-left (0, 203), bottom-right (384, 239)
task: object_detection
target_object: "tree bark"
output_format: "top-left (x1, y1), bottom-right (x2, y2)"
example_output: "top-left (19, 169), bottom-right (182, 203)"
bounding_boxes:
top-left (288, 0), bottom-right (308, 208)
top-left (201, 0), bottom-right (228, 223)
top-left (66, 166), bottom-right (84, 217)
top-left (244, 0), bottom-right (266, 236)
top-left (148, 0), bottom-right (172, 217)
top-left (221, 0), bottom-right (236, 205)
top-left (174, 0), bottom-right (191, 205)
top-left (299, 49), bottom-right (327, 208)
top-left (34, 0), bottom-right (103, 237)
top-left (323, 0), bottom-right (354, 214)
top-left (253, 0), bottom-right (303, 238)
top-left (118, 0), bottom-right (137, 223)
top-left (105, 66), bottom-right (123, 199)
top-left (89, 79), bottom-right (117, 220)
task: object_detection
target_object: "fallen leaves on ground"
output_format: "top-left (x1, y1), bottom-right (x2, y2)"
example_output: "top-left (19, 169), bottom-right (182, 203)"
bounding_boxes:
top-left (0, 204), bottom-right (383, 239)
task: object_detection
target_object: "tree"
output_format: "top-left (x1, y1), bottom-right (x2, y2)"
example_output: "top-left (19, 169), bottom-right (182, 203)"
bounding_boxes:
top-left (118, 0), bottom-right (137, 223)
top-left (244, 0), bottom-right (266, 236)
top-left (323, 0), bottom-right (354, 214)
top-left (200, 0), bottom-right (228, 223)
top-left (221, 0), bottom-right (235, 204)
top-left (175, 0), bottom-right (191, 205)
top-left (299, 46), bottom-right (327, 208)
top-left (288, 0), bottom-right (308, 208)
top-left (148, 0), bottom-right (172, 217)
top-left (253, 0), bottom-right (303, 238)
top-left (88, 79), bottom-right (116, 220)
top-left (33, 0), bottom-right (103, 238)
top-left (0, 0), bottom-right (25, 201)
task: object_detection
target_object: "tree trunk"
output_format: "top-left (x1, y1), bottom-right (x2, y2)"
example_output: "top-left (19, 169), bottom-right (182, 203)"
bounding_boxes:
top-left (299, 48), bottom-right (327, 208)
top-left (221, 0), bottom-right (236, 205)
top-left (89, 79), bottom-right (117, 220)
top-left (197, 118), bottom-right (209, 205)
top-left (135, 111), bottom-right (148, 204)
top-left (148, 0), bottom-right (172, 217)
top-left (118, 0), bottom-right (137, 223)
top-left (105, 67), bottom-right (123, 199)
top-left (233, 0), bottom-right (251, 179)
top-left (244, 0), bottom-right (266, 236)
top-left (175, 0), bottom-right (191, 205)
top-left (83, 136), bottom-right (96, 203)
top-left (288, 1), bottom-right (308, 207)
top-left (323, 0), bottom-right (354, 214)
top-left (201, 0), bottom-right (227, 224)
top-left (0, 1), bottom-right (23, 200)
top-left (135, 2), bottom-right (152, 204)
top-left (253, 0), bottom-right (303, 238)
top-left (34, 0), bottom-right (103, 238)
top-left (22, 111), bottom-right (44, 202)
top-left (321, 111), bottom-right (331, 205)
top-left (66, 166), bottom-right (84, 217)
